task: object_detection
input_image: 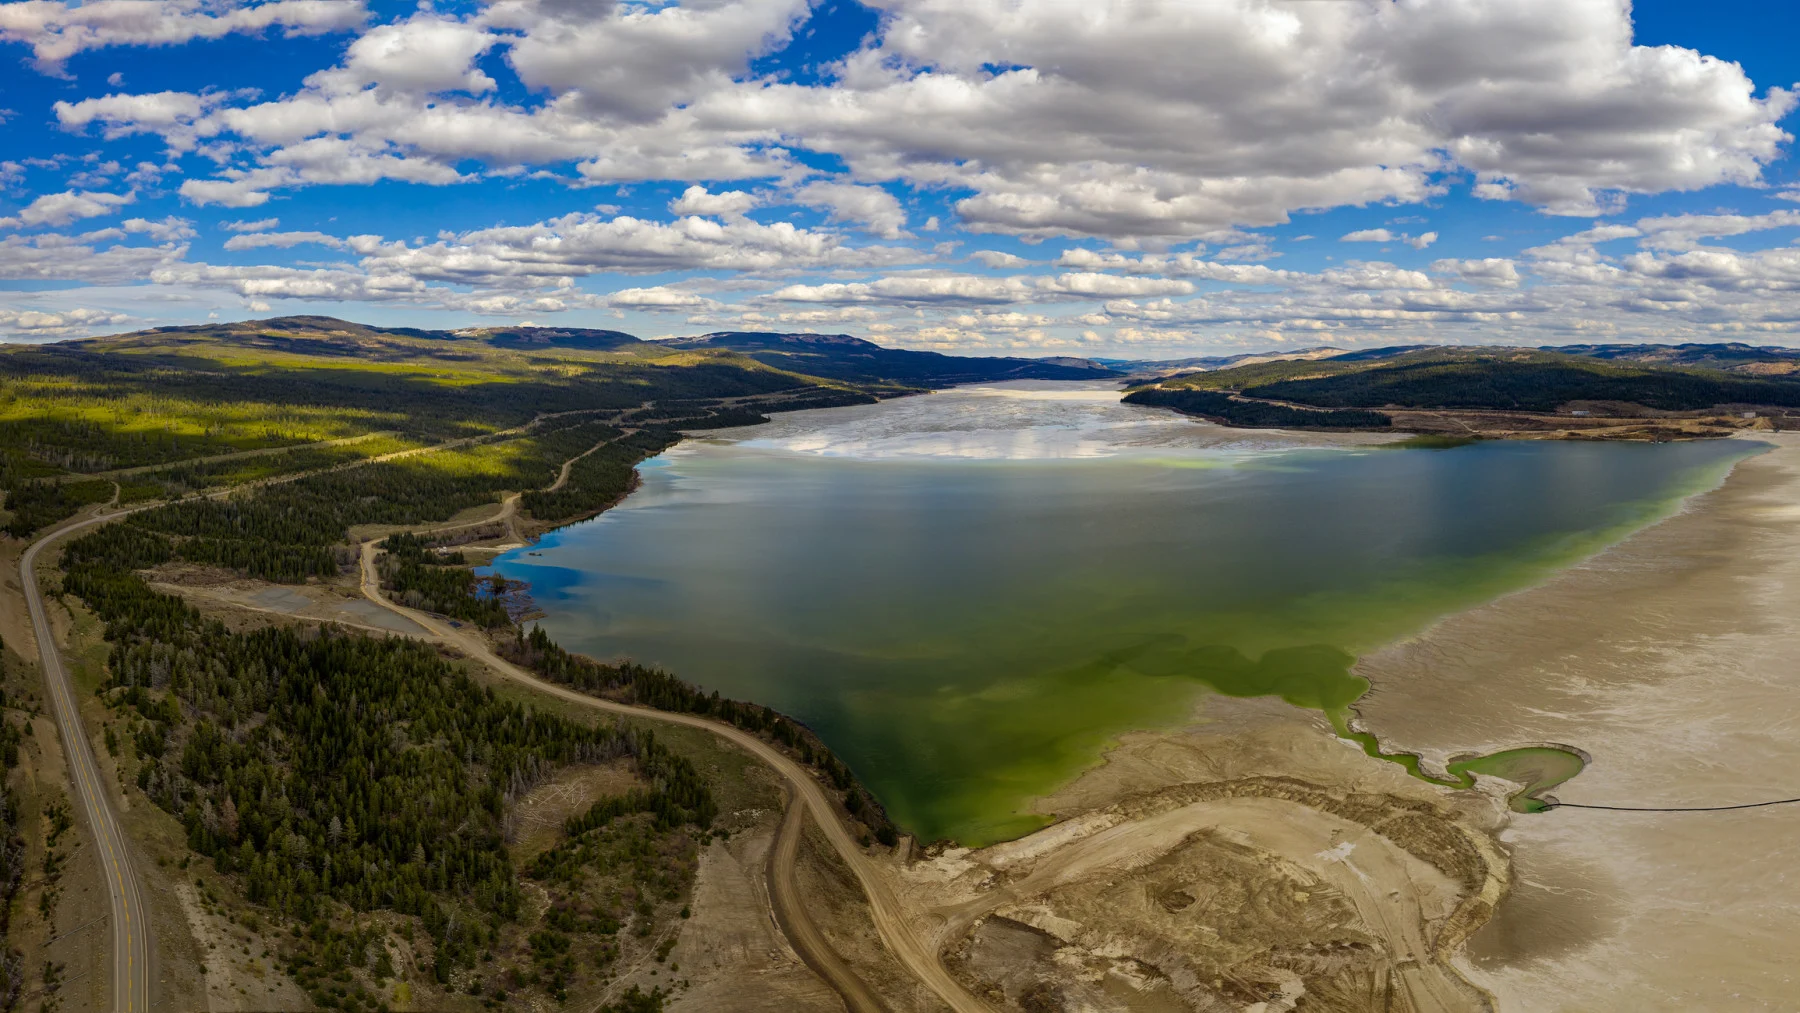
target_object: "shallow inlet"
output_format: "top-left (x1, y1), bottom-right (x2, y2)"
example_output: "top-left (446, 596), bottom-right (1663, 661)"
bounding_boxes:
top-left (492, 383), bottom-right (1757, 844)
top-left (1164, 640), bottom-right (1587, 812)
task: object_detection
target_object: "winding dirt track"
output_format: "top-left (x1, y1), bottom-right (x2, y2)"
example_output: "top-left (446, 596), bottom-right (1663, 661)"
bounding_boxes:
top-left (351, 425), bottom-right (973, 1011)
top-left (768, 785), bottom-right (892, 1013)
top-left (0, 408), bottom-right (621, 1012)
top-left (356, 539), bottom-right (994, 1013)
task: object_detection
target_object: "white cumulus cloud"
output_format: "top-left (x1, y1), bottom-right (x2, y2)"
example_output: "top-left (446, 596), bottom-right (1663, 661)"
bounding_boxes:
top-left (0, 306), bottom-right (131, 338)
top-left (0, 189), bottom-right (134, 229)
top-left (792, 181), bottom-right (911, 240)
top-left (668, 185), bottom-right (758, 218)
top-left (222, 230), bottom-right (347, 251)
top-left (0, 0), bottom-right (367, 71)
top-left (55, 0), bottom-right (1788, 243)
top-left (605, 286), bottom-right (717, 311)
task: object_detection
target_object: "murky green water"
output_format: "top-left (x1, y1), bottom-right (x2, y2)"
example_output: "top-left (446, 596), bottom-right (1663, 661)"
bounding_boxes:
top-left (491, 383), bottom-right (1757, 844)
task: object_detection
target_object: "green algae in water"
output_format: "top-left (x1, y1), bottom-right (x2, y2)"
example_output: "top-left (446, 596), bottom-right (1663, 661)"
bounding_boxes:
top-left (1336, 719), bottom-right (1585, 813)
top-left (1115, 638), bottom-right (1585, 813)
top-left (1449, 749), bottom-right (1587, 813)
top-left (493, 389), bottom-right (1761, 845)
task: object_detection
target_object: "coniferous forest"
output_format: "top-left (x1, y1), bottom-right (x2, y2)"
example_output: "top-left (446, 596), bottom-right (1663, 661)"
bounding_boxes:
top-left (66, 520), bottom-right (718, 1006)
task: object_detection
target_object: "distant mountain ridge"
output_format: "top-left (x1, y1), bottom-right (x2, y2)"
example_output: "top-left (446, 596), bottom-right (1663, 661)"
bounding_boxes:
top-left (660, 330), bottom-right (1116, 384)
top-left (1138, 343), bottom-right (1800, 417)
top-left (77, 315), bottom-right (1121, 390)
top-left (1116, 346), bottom-right (1358, 378)
top-left (78, 315), bottom-right (1800, 390)
top-left (1549, 342), bottom-right (1800, 375)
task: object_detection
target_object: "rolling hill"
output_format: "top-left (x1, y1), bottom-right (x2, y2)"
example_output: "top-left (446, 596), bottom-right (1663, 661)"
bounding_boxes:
top-left (1135, 346), bottom-right (1800, 413)
top-left (661, 330), bottom-right (1118, 384)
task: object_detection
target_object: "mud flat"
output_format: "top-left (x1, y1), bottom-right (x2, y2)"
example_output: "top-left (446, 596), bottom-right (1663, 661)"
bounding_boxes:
top-left (1356, 433), bottom-right (1800, 1010)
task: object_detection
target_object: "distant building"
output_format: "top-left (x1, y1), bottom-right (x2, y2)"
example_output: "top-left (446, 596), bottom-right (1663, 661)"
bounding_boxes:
top-left (1744, 411), bottom-right (1758, 419)
top-left (1570, 410), bottom-right (1590, 417)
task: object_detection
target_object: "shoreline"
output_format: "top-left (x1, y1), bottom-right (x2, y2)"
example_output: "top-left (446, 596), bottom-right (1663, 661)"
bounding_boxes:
top-left (1353, 431), bottom-right (1800, 1008)
top-left (508, 405), bottom-right (1762, 849)
top-left (1011, 434), bottom-right (1767, 830)
top-left (958, 433), bottom-right (1786, 1009)
top-left (1329, 433), bottom-right (1771, 807)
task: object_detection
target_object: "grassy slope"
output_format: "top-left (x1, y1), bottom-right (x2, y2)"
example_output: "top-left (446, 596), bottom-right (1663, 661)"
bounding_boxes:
top-left (0, 317), bottom-right (864, 537)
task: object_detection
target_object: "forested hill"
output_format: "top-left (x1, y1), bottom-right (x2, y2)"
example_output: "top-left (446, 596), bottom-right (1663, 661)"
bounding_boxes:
top-left (1551, 342), bottom-right (1800, 375)
top-left (0, 315), bottom-right (828, 539)
top-left (1141, 346), bottom-right (1800, 414)
top-left (661, 330), bottom-right (1118, 384)
top-left (122, 315), bottom-right (647, 354)
top-left (78, 316), bottom-right (1118, 386)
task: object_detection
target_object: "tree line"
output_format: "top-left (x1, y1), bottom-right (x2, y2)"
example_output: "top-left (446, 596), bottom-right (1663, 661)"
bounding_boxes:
top-left (0, 479), bottom-right (112, 539)
top-left (1247, 358), bottom-right (1800, 412)
top-left (377, 533), bottom-right (511, 629)
top-left (112, 419), bottom-right (619, 582)
top-left (1124, 387), bottom-right (1391, 430)
top-left (520, 430), bottom-right (679, 523)
top-left (61, 521), bottom-right (720, 1003)
top-left (499, 625), bottom-right (899, 847)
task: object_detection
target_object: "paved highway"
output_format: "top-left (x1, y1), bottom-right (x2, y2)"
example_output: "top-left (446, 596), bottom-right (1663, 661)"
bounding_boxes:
top-left (22, 510), bottom-right (151, 1013)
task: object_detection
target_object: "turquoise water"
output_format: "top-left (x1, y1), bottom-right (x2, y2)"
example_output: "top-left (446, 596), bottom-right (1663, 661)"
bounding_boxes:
top-left (490, 383), bottom-right (1758, 844)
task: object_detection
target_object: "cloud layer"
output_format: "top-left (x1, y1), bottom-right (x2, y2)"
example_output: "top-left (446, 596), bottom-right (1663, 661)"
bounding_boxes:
top-left (2, 0), bottom-right (1800, 350)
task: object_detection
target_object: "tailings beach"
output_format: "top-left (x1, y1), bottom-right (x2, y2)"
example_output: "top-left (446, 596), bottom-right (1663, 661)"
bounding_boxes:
top-left (1357, 433), bottom-right (1800, 1009)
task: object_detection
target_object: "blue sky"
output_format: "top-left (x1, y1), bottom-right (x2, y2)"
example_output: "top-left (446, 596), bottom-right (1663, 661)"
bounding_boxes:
top-left (3, 0), bottom-right (1800, 356)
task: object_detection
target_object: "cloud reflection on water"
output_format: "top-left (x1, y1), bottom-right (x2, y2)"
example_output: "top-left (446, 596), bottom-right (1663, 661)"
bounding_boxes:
top-left (706, 381), bottom-right (1403, 462)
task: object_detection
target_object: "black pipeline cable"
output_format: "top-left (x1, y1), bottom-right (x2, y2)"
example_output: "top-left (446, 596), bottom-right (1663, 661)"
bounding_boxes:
top-left (1545, 797), bottom-right (1800, 813)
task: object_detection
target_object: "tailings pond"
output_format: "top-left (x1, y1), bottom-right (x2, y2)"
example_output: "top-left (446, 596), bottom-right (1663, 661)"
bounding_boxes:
top-left (489, 382), bottom-right (1758, 844)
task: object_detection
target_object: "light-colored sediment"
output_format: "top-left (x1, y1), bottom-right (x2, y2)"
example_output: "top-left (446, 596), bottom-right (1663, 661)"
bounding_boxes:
top-left (887, 695), bottom-right (1513, 1012)
top-left (149, 572), bottom-right (431, 636)
top-left (667, 806), bottom-right (847, 1013)
top-left (1357, 433), bottom-right (1800, 1010)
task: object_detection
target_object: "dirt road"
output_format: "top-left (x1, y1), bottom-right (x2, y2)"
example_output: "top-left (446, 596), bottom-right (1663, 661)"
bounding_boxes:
top-left (0, 410), bottom-right (622, 1013)
top-left (356, 540), bottom-right (995, 1013)
top-left (768, 785), bottom-right (892, 1013)
top-left (48, 430), bottom-right (399, 484)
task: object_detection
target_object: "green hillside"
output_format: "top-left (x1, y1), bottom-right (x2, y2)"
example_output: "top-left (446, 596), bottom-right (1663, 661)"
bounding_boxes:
top-left (664, 330), bottom-right (1117, 384)
top-left (1146, 347), bottom-right (1800, 414)
top-left (0, 316), bottom-right (852, 538)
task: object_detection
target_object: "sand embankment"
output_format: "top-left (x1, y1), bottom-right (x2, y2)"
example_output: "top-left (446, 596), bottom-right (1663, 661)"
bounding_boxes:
top-left (1356, 433), bottom-right (1800, 1010)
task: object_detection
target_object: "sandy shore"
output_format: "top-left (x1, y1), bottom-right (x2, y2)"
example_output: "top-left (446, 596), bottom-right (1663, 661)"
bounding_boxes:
top-left (1356, 433), bottom-right (1800, 1010)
